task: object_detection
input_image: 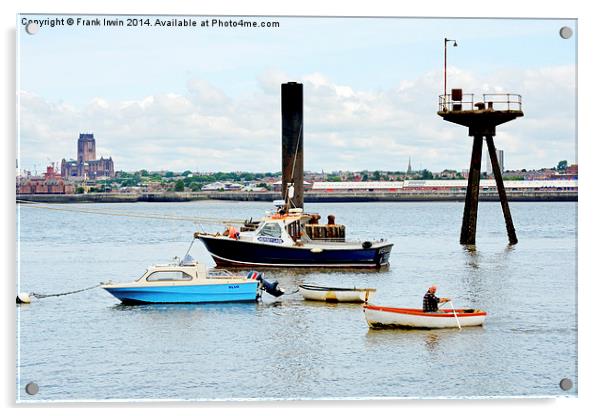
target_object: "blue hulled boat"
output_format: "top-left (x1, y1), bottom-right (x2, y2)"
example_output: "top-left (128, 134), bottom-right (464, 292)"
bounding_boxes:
top-left (102, 256), bottom-right (283, 304)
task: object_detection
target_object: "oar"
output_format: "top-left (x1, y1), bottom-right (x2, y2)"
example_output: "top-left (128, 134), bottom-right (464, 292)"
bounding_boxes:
top-left (449, 300), bottom-right (462, 331)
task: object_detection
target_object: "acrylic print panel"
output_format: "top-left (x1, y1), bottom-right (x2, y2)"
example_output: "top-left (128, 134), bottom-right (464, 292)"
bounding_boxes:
top-left (16, 15), bottom-right (577, 401)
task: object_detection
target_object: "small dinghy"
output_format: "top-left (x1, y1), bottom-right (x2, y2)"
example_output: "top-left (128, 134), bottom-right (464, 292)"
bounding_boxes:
top-left (364, 304), bottom-right (487, 329)
top-left (299, 284), bottom-right (376, 303)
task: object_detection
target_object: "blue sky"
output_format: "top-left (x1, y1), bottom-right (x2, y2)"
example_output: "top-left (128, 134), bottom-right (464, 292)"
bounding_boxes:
top-left (18, 15), bottom-right (576, 173)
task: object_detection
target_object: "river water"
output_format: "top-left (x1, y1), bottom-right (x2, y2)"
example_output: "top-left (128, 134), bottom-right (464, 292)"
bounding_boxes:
top-left (16, 201), bottom-right (577, 400)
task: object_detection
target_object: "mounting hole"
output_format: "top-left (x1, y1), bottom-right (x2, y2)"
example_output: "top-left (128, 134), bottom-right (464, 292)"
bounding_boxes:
top-left (559, 378), bottom-right (573, 391)
top-left (25, 382), bottom-right (39, 395)
top-left (25, 22), bottom-right (39, 35)
top-left (559, 26), bottom-right (573, 39)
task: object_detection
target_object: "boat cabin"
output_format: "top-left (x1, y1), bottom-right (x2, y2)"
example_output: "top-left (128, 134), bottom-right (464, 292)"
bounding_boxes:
top-left (239, 212), bottom-right (305, 246)
top-left (135, 256), bottom-right (238, 282)
top-left (234, 202), bottom-right (346, 246)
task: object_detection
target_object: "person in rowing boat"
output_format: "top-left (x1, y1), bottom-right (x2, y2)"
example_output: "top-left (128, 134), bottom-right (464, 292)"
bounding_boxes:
top-left (422, 285), bottom-right (450, 313)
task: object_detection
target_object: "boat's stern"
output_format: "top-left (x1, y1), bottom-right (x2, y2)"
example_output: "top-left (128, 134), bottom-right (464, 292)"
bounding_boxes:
top-left (364, 241), bottom-right (393, 267)
top-left (374, 242), bottom-right (393, 266)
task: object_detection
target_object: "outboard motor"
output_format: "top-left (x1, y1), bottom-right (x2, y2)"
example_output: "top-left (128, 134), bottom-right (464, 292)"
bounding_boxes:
top-left (246, 271), bottom-right (285, 297)
top-left (257, 275), bottom-right (285, 297)
top-left (261, 278), bottom-right (285, 297)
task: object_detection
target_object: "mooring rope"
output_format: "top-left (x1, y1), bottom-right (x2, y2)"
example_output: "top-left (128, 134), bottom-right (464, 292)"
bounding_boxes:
top-left (286, 123), bottom-right (303, 209)
top-left (30, 283), bottom-right (104, 299)
top-left (16, 199), bottom-right (245, 225)
top-left (183, 237), bottom-right (196, 258)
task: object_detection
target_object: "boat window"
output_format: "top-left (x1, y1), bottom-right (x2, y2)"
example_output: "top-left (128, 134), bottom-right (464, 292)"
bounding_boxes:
top-left (208, 269), bottom-right (234, 277)
top-left (146, 271), bottom-right (193, 282)
top-left (286, 219), bottom-right (302, 241)
top-left (258, 222), bottom-right (282, 238)
top-left (136, 269), bottom-right (149, 281)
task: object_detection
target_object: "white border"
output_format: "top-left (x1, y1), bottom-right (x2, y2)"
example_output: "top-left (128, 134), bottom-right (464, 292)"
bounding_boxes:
top-left (4, 1), bottom-right (598, 415)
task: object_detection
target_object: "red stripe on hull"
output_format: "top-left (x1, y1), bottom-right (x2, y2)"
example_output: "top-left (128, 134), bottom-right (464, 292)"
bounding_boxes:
top-left (365, 304), bottom-right (487, 318)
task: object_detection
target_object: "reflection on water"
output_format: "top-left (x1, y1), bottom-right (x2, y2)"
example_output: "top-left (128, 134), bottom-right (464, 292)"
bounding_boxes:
top-left (364, 322), bottom-right (485, 351)
top-left (110, 301), bottom-right (260, 314)
top-left (424, 332), bottom-right (440, 352)
top-left (17, 201), bottom-right (577, 400)
top-left (463, 245), bottom-right (480, 269)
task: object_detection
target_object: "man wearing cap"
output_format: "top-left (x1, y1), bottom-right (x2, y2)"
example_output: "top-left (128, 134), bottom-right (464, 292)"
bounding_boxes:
top-left (422, 285), bottom-right (450, 312)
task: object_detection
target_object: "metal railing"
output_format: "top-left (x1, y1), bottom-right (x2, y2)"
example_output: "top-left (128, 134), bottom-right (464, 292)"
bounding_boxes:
top-left (483, 94), bottom-right (522, 111)
top-left (439, 93), bottom-right (474, 112)
top-left (439, 93), bottom-right (522, 112)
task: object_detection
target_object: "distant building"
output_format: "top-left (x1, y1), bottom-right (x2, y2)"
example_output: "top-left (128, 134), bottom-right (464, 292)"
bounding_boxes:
top-left (202, 182), bottom-right (246, 191)
top-left (525, 169), bottom-right (556, 180)
top-left (17, 164), bottom-right (74, 194)
top-left (312, 181), bottom-right (405, 191)
top-left (311, 179), bottom-right (577, 192)
top-left (143, 181), bottom-right (166, 192)
top-left (202, 182), bottom-right (227, 191)
top-left (438, 169), bottom-right (459, 179)
top-left (486, 149), bottom-right (504, 174)
top-left (566, 164), bottom-right (578, 175)
top-left (554, 164), bottom-right (578, 180)
top-left (242, 186), bottom-right (268, 192)
top-left (502, 170), bottom-right (529, 179)
top-left (61, 133), bottom-right (115, 179)
top-left (272, 180), bottom-right (312, 193)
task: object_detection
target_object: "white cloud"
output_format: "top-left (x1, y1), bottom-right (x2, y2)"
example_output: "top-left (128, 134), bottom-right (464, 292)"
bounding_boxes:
top-left (256, 68), bottom-right (290, 95)
top-left (187, 79), bottom-right (231, 110)
top-left (18, 65), bottom-right (576, 173)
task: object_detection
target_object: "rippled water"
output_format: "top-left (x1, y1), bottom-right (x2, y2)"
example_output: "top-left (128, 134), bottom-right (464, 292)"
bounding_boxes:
top-left (16, 201), bottom-right (577, 400)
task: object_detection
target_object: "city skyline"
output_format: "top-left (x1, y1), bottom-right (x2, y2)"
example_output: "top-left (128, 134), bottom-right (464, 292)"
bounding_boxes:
top-left (18, 144), bottom-right (574, 178)
top-left (18, 16), bottom-right (576, 174)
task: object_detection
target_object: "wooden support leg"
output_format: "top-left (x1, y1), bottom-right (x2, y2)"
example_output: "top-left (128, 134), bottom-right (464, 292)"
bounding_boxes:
top-left (460, 135), bottom-right (483, 245)
top-left (486, 136), bottom-right (518, 245)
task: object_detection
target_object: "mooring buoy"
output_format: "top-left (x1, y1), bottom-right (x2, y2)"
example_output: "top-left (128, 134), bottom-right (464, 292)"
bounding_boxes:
top-left (16, 292), bottom-right (31, 304)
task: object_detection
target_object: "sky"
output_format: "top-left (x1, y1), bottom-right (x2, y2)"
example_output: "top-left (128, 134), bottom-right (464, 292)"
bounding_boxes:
top-left (17, 15), bottom-right (577, 174)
